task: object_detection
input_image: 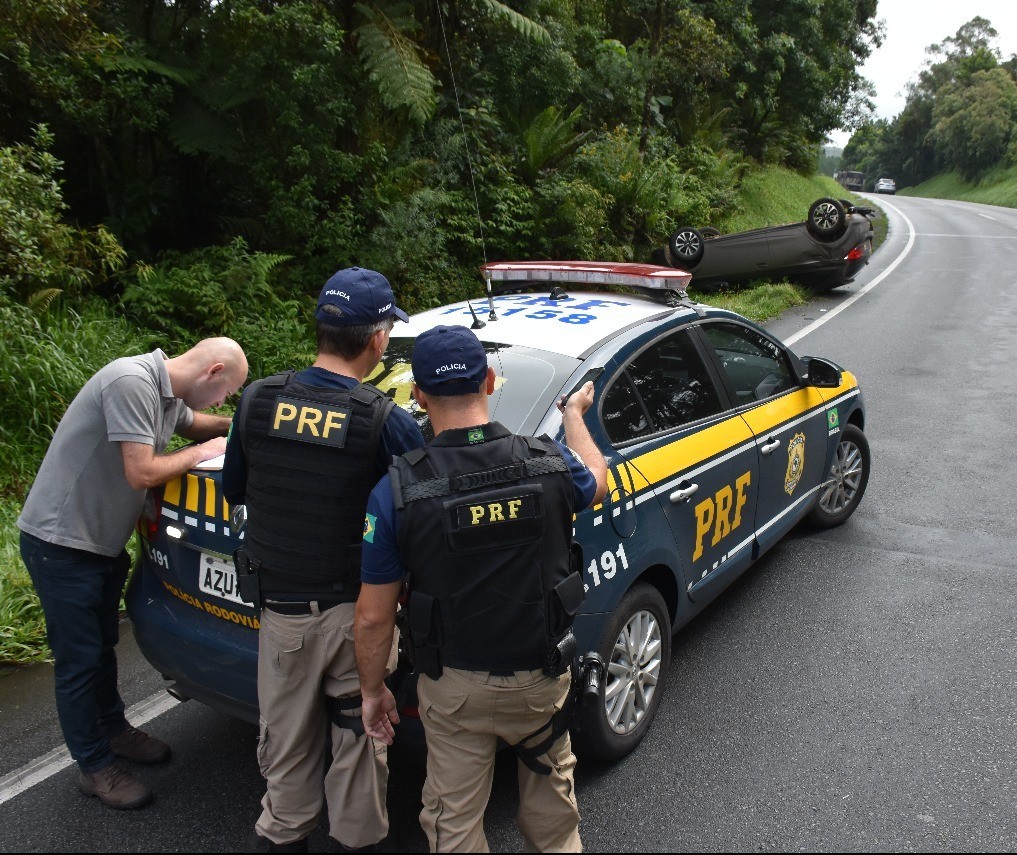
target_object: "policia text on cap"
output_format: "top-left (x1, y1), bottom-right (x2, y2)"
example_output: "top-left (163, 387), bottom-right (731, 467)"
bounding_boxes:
top-left (222, 268), bottom-right (425, 853)
top-left (355, 324), bottom-right (608, 853)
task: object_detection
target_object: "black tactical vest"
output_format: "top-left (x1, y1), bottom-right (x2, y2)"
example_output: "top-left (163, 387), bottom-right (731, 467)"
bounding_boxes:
top-left (240, 372), bottom-right (393, 598)
top-left (392, 423), bottom-right (584, 672)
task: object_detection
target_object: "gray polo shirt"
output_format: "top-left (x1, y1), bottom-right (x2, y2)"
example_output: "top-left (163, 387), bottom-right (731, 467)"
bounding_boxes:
top-left (18, 349), bottom-right (194, 557)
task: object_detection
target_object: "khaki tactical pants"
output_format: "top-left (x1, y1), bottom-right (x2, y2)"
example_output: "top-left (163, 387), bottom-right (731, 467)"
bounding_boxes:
top-left (417, 667), bottom-right (581, 853)
top-left (255, 602), bottom-right (398, 848)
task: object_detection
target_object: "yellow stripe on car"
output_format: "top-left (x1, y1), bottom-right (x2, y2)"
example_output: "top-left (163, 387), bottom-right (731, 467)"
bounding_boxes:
top-left (184, 474), bottom-right (200, 512)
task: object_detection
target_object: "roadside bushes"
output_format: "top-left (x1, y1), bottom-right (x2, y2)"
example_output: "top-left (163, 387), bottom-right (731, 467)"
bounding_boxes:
top-left (0, 127), bottom-right (126, 305)
top-left (120, 238), bottom-right (311, 379)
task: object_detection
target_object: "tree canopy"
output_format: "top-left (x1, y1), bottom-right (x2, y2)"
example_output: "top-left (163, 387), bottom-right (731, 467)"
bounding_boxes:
top-left (841, 17), bottom-right (1017, 188)
top-left (1, 0), bottom-right (882, 317)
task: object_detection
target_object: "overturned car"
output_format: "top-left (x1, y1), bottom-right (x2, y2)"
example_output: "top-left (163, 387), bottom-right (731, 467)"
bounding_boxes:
top-left (652, 197), bottom-right (877, 292)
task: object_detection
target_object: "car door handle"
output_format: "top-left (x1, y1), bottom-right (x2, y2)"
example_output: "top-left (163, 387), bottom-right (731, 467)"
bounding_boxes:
top-left (670, 482), bottom-right (699, 503)
top-left (760, 438), bottom-right (781, 455)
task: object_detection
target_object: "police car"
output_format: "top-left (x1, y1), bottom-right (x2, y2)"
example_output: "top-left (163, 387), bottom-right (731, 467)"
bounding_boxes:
top-left (126, 261), bottom-right (870, 759)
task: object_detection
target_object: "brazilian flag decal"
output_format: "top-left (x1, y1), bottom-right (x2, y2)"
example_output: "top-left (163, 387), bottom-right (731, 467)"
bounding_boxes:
top-left (363, 513), bottom-right (377, 543)
top-left (467, 428), bottom-right (485, 444)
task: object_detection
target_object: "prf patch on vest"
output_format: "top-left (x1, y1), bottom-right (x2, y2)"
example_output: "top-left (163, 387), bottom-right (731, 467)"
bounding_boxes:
top-left (269, 395), bottom-right (352, 447)
top-left (453, 494), bottom-right (537, 529)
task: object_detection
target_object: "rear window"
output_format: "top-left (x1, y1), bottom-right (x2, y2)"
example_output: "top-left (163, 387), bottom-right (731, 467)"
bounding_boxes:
top-left (370, 339), bottom-right (581, 440)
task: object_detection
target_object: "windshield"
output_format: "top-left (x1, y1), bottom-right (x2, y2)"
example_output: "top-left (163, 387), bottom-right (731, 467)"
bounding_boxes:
top-left (368, 338), bottom-right (581, 441)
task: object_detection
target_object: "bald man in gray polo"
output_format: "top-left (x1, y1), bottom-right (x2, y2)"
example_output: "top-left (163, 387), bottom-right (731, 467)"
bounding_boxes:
top-left (18, 339), bottom-right (247, 810)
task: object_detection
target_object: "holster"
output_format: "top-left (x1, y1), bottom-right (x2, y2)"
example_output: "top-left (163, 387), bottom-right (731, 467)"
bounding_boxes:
top-left (325, 694), bottom-right (365, 737)
top-left (232, 546), bottom-right (262, 611)
top-left (542, 568), bottom-right (585, 678)
top-left (543, 630), bottom-right (578, 678)
top-left (408, 591), bottom-right (443, 680)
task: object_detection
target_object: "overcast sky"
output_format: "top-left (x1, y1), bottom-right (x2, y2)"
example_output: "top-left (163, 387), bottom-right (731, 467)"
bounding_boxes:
top-left (826, 0), bottom-right (1017, 148)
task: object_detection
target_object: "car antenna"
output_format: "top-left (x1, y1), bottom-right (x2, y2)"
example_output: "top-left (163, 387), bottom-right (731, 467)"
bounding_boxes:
top-left (466, 299), bottom-right (486, 329)
top-left (436, 2), bottom-right (498, 322)
top-left (483, 271), bottom-right (498, 321)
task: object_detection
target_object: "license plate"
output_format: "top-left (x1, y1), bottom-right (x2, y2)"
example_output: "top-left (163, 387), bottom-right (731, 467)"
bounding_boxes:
top-left (198, 552), bottom-right (252, 607)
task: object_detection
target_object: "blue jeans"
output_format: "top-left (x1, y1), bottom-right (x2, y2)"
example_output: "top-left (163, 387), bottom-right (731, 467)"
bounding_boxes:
top-left (19, 531), bottom-right (131, 773)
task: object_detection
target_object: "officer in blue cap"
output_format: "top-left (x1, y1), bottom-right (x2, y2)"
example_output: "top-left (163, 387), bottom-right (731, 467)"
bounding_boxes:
top-left (355, 324), bottom-right (607, 852)
top-left (223, 268), bottom-right (425, 853)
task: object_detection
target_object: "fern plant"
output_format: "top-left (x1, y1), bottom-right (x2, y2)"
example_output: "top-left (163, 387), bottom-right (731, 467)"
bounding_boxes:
top-left (355, 3), bottom-right (438, 126)
top-left (522, 105), bottom-right (589, 181)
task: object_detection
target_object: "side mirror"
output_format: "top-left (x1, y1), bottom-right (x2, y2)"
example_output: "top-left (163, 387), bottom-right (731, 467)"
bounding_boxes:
top-left (801, 356), bottom-right (842, 388)
top-left (230, 503), bottom-right (248, 533)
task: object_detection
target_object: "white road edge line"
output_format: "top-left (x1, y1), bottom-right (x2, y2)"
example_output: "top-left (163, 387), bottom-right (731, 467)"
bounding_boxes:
top-left (0, 691), bottom-right (180, 807)
top-left (785, 198), bottom-right (916, 347)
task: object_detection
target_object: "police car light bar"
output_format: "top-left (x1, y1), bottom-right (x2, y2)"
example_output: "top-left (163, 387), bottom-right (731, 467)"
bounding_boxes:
top-left (481, 261), bottom-right (692, 293)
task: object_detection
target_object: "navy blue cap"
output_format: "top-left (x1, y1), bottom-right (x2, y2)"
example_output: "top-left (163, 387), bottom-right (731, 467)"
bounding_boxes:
top-left (412, 325), bottom-right (489, 396)
top-left (315, 267), bottom-right (409, 327)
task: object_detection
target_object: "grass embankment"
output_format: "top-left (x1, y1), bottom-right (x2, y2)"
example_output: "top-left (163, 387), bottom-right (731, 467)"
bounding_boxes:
top-left (900, 164), bottom-right (1017, 208)
top-left (0, 164), bottom-right (883, 666)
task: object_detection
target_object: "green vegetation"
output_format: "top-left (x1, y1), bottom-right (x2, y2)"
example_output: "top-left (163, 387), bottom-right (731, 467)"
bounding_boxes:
top-left (840, 17), bottom-right (1017, 195)
top-left (0, 0), bottom-right (880, 293)
top-left (0, 1), bottom-right (890, 664)
top-left (900, 164), bottom-right (1017, 208)
top-left (0, 502), bottom-right (47, 665)
top-left (714, 169), bottom-right (850, 232)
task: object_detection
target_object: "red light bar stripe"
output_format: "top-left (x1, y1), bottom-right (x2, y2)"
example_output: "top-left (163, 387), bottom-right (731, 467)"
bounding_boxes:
top-left (481, 260), bottom-right (691, 289)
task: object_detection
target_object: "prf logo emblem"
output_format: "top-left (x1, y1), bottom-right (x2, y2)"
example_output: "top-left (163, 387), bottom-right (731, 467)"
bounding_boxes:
top-left (827, 408), bottom-right (840, 430)
top-left (270, 396), bottom-right (352, 448)
top-left (785, 432), bottom-right (806, 496)
top-left (454, 494), bottom-right (536, 528)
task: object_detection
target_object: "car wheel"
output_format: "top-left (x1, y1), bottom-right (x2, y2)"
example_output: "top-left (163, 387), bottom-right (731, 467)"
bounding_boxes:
top-left (807, 423), bottom-right (870, 528)
top-left (807, 198), bottom-right (847, 241)
top-left (667, 226), bottom-right (705, 268)
top-left (574, 583), bottom-right (671, 761)
top-left (701, 227), bottom-right (721, 239)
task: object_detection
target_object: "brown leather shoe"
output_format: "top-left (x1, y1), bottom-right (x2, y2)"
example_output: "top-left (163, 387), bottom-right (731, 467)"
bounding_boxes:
top-left (110, 725), bottom-right (171, 764)
top-left (78, 763), bottom-right (152, 810)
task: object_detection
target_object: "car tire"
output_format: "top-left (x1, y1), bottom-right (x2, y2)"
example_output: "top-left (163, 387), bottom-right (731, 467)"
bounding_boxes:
top-left (807, 198), bottom-right (847, 242)
top-left (807, 423), bottom-right (870, 528)
top-left (573, 583), bottom-right (671, 761)
top-left (701, 227), bottom-right (721, 239)
top-left (667, 226), bottom-right (705, 268)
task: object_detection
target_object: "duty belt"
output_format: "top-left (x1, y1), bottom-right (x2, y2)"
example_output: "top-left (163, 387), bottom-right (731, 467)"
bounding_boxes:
top-left (263, 598), bottom-right (345, 615)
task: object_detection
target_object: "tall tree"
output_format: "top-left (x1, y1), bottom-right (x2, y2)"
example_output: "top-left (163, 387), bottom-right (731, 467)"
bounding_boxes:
top-left (712, 0), bottom-right (881, 169)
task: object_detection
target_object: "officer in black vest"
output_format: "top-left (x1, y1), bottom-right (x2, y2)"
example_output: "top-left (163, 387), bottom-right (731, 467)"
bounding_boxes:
top-left (223, 268), bottom-right (425, 854)
top-left (354, 325), bottom-right (607, 853)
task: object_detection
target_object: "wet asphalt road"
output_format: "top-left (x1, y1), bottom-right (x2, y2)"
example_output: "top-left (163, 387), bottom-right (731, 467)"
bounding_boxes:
top-left (2, 194), bottom-right (1016, 852)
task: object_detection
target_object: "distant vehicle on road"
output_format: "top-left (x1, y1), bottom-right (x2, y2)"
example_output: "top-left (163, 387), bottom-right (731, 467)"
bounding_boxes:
top-left (652, 197), bottom-right (877, 293)
top-left (874, 178), bottom-right (896, 195)
top-left (837, 170), bottom-right (865, 192)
